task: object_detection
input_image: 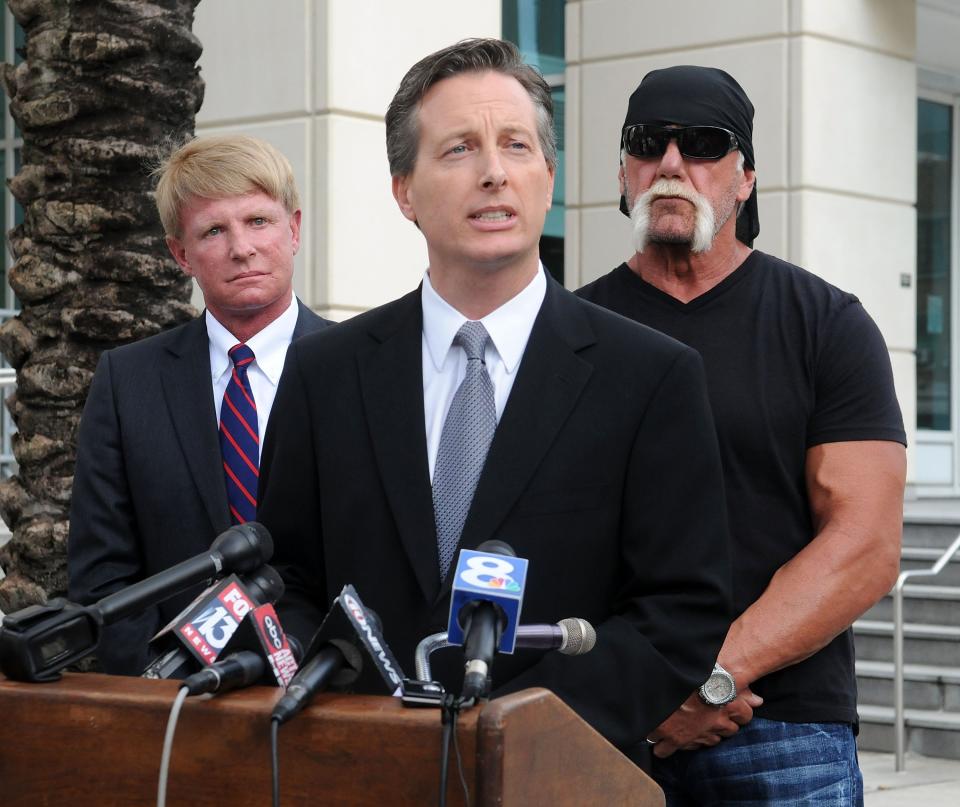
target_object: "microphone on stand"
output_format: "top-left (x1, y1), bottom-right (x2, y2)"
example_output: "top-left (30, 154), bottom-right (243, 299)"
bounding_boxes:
top-left (445, 540), bottom-right (528, 702)
top-left (0, 523), bottom-right (274, 682)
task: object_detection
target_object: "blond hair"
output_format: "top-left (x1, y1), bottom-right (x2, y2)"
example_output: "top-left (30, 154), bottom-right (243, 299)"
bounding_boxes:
top-left (153, 135), bottom-right (300, 237)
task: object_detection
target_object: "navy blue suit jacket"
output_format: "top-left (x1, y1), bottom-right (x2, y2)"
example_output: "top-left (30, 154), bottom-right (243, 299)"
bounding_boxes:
top-left (67, 301), bottom-right (330, 674)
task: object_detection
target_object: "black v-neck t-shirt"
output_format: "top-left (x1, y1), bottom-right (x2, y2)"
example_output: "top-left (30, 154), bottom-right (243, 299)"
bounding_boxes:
top-left (578, 250), bottom-right (906, 725)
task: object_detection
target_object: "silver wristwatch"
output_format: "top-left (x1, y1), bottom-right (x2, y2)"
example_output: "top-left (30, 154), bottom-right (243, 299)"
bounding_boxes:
top-left (698, 662), bottom-right (737, 706)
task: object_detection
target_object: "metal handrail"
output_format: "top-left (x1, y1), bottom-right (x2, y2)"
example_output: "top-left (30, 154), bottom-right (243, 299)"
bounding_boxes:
top-left (892, 530), bottom-right (960, 771)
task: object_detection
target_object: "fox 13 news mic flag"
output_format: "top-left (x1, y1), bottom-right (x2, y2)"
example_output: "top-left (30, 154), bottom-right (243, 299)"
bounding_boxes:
top-left (171, 574), bottom-right (299, 689)
top-left (143, 565), bottom-right (285, 679)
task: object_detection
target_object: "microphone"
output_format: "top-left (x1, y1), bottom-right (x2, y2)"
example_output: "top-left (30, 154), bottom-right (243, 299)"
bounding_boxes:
top-left (0, 523), bottom-right (273, 682)
top-left (446, 540), bottom-right (528, 702)
top-left (142, 565), bottom-right (285, 680)
top-left (182, 650), bottom-right (267, 696)
top-left (513, 618), bottom-right (597, 655)
top-left (180, 634), bottom-right (303, 697)
top-left (271, 585), bottom-right (405, 725)
top-left (97, 523), bottom-right (273, 624)
top-left (412, 618), bottom-right (596, 683)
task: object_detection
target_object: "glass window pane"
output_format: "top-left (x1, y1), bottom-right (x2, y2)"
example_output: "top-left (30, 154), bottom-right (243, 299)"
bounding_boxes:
top-left (916, 99), bottom-right (954, 431)
top-left (503, 0), bottom-right (565, 77)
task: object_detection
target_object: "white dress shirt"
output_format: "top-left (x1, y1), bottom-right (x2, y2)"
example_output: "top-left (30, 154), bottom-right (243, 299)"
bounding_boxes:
top-left (421, 266), bottom-right (547, 480)
top-left (207, 294), bottom-right (298, 460)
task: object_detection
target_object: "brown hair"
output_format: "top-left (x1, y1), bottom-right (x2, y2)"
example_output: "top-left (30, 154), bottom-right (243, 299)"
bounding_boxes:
top-left (385, 38), bottom-right (557, 177)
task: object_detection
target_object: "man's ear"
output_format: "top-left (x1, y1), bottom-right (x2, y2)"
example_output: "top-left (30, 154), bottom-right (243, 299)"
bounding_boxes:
top-left (392, 174), bottom-right (418, 224)
top-left (618, 163), bottom-right (627, 198)
top-left (738, 168), bottom-right (756, 202)
top-left (166, 235), bottom-right (193, 276)
top-left (289, 209), bottom-right (303, 255)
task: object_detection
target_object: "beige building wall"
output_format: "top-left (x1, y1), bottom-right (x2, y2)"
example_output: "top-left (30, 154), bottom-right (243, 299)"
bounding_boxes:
top-left (193, 0), bottom-right (501, 322)
top-left (565, 0), bottom-right (919, 476)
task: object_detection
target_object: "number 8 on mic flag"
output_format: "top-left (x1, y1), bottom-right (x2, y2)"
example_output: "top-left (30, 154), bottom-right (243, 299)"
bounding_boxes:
top-left (447, 549), bottom-right (528, 653)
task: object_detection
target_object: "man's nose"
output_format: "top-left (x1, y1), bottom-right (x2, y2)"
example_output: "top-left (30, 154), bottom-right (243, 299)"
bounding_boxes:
top-left (228, 230), bottom-right (256, 259)
top-left (480, 149), bottom-right (508, 190)
top-left (657, 139), bottom-right (685, 177)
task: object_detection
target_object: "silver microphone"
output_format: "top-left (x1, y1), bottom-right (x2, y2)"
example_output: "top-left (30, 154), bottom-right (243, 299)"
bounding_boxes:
top-left (413, 618), bottom-right (596, 683)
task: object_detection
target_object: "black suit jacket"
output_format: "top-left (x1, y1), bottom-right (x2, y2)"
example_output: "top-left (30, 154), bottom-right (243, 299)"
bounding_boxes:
top-left (67, 301), bottom-right (330, 674)
top-left (258, 278), bottom-right (731, 756)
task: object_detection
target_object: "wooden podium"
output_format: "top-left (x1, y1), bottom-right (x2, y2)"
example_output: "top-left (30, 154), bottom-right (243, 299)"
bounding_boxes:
top-left (0, 672), bottom-right (663, 806)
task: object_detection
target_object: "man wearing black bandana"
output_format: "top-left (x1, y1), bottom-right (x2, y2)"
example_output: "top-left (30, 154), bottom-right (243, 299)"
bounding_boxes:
top-left (578, 66), bottom-right (907, 804)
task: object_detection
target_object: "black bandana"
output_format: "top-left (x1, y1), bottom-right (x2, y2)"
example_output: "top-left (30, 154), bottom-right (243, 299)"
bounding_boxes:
top-left (618, 65), bottom-right (759, 247)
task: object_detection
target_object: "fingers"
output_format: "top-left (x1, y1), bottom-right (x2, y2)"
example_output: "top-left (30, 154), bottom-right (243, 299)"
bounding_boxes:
top-left (653, 740), bottom-right (679, 758)
top-left (741, 686), bottom-right (764, 708)
top-left (726, 700), bottom-right (753, 726)
top-left (725, 687), bottom-right (763, 726)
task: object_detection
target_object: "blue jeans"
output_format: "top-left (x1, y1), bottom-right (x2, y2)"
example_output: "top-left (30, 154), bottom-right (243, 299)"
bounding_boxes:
top-left (651, 718), bottom-right (863, 806)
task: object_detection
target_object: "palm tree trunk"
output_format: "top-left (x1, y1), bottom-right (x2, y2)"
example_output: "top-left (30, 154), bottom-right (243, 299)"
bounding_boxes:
top-left (0, 0), bottom-right (204, 612)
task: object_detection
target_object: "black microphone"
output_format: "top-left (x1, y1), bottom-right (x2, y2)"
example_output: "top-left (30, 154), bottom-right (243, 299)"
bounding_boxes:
top-left (453, 540), bottom-right (521, 702)
top-left (97, 523), bottom-right (273, 624)
top-left (179, 634), bottom-right (303, 697)
top-left (182, 650), bottom-right (267, 696)
top-left (142, 565), bottom-right (285, 680)
top-left (0, 523), bottom-right (273, 683)
top-left (271, 643), bottom-right (357, 725)
top-left (271, 585), bottom-right (405, 725)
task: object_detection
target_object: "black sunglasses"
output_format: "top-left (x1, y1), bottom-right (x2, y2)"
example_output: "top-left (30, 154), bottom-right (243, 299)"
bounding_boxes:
top-left (622, 124), bottom-right (740, 160)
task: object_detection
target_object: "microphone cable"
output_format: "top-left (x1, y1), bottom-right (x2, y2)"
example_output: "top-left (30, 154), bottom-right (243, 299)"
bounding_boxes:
top-left (157, 684), bottom-right (190, 807)
top-left (438, 693), bottom-right (472, 807)
top-left (270, 716), bottom-right (281, 807)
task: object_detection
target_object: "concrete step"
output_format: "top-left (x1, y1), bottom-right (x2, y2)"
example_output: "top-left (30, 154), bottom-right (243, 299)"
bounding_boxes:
top-left (858, 703), bottom-right (960, 759)
top-left (900, 549), bottom-right (960, 585)
top-left (854, 620), bottom-right (960, 666)
top-left (856, 659), bottom-right (960, 712)
top-left (864, 584), bottom-right (960, 624)
top-left (903, 521), bottom-right (960, 549)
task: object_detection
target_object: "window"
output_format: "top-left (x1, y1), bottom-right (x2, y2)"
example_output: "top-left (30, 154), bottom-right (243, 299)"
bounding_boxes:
top-left (503, 0), bottom-right (565, 282)
top-left (916, 97), bottom-right (955, 432)
top-left (0, 6), bottom-right (23, 481)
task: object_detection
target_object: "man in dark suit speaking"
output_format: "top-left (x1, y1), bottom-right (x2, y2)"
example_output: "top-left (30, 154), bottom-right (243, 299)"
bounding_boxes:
top-left (67, 135), bottom-right (330, 675)
top-left (258, 39), bottom-right (732, 762)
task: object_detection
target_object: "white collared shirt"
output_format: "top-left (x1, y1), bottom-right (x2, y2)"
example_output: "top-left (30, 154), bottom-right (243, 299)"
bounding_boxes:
top-left (207, 294), bottom-right (298, 460)
top-left (421, 266), bottom-right (547, 480)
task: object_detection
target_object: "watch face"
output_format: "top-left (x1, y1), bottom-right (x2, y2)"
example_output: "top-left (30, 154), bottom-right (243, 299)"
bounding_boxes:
top-left (703, 672), bottom-right (735, 704)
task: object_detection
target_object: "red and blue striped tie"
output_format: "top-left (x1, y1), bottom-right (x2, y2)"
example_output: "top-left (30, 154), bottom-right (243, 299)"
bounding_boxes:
top-left (220, 343), bottom-right (259, 524)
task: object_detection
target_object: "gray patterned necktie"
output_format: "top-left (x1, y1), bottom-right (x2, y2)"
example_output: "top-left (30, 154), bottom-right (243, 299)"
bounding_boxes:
top-left (433, 321), bottom-right (497, 579)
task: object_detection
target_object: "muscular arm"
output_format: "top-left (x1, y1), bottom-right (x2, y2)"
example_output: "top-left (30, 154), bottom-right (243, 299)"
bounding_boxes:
top-left (652, 440), bottom-right (906, 756)
top-left (720, 439), bottom-right (905, 685)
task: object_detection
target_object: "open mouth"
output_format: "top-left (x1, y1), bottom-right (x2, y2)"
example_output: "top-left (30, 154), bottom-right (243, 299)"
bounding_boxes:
top-left (471, 208), bottom-right (516, 222)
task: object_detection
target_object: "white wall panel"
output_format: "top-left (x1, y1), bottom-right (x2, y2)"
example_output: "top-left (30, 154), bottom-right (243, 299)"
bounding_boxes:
top-left (579, 0), bottom-right (787, 61)
top-left (794, 37), bottom-right (915, 202)
top-left (195, 0), bottom-right (311, 124)
top-left (794, 190), bottom-right (915, 350)
top-left (320, 115), bottom-right (427, 312)
top-left (320, 0), bottom-right (500, 117)
top-left (796, 0), bottom-right (915, 58)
